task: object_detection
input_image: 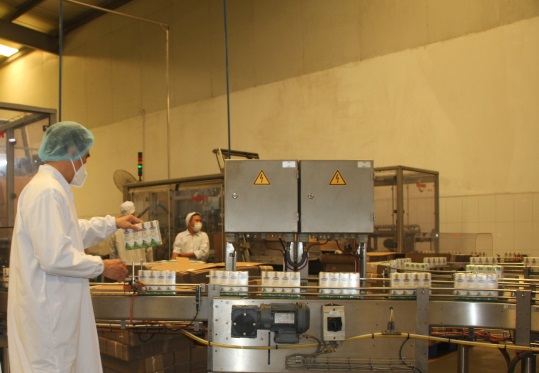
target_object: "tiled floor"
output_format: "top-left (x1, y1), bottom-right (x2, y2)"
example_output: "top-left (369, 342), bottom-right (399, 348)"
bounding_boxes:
top-left (429, 346), bottom-right (535, 372)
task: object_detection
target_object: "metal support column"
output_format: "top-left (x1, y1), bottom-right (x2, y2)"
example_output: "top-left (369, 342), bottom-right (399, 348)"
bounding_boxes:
top-left (207, 283), bottom-right (220, 373)
top-left (515, 290), bottom-right (535, 373)
top-left (415, 288), bottom-right (429, 373)
top-left (358, 238), bottom-right (367, 290)
top-left (457, 344), bottom-right (469, 373)
top-left (396, 170), bottom-right (405, 252)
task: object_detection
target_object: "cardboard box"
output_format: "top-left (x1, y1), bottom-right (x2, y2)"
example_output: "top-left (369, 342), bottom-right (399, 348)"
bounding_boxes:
top-left (100, 354), bottom-right (147, 373)
top-left (173, 347), bottom-right (191, 365)
top-left (173, 363), bottom-right (190, 372)
top-left (190, 361), bottom-right (208, 373)
top-left (147, 259), bottom-right (267, 285)
top-left (102, 351), bottom-right (177, 373)
top-left (319, 254), bottom-right (356, 272)
top-left (99, 332), bottom-right (193, 361)
top-left (100, 330), bottom-right (198, 372)
top-left (405, 252), bottom-right (451, 263)
top-left (190, 345), bottom-right (208, 373)
top-left (98, 330), bottom-right (192, 348)
top-left (145, 352), bottom-right (174, 371)
top-left (190, 345), bottom-right (207, 363)
top-left (366, 261), bottom-right (389, 275)
top-left (367, 252), bottom-right (399, 262)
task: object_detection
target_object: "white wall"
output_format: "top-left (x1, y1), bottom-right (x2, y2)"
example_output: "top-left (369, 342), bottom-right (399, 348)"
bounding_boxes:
top-left (0, 1), bottom-right (538, 256)
top-left (440, 193), bottom-right (539, 256)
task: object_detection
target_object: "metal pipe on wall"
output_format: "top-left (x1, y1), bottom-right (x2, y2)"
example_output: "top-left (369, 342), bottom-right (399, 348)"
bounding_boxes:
top-left (58, 1), bottom-right (63, 121)
top-left (223, 0), bottom-right (231, 159)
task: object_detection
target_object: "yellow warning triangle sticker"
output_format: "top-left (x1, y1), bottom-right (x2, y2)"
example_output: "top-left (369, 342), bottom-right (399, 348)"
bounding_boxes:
top-left (329, 170), bottom-right (346, 185)
top-left (254, 170), bottom-right (270, 185)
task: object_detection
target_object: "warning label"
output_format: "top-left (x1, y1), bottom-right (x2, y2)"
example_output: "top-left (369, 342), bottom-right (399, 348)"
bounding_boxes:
top-left (329, 170), bottom-right (346, 185)
top-left (254, 170), bottom-right (270, 185)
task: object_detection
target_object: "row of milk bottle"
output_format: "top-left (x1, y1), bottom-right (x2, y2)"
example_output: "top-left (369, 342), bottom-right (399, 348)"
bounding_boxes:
top-left (523, 257), bottom-right (539, 265)
top-left (390, 272), bottom-right (431, 296)
top-left (454, 272), bottom-right (498, 297)
top-left (318, 272), bottom-right (360, 296)
top-left (389, 258), bottom-right (412, 270)
top-left (261, 271), bottom-right (301, 294)
top-left (423, 257), bottom-right (447, 267)
top-left (470, 256), bottom-right (498, 265)
top-left (138, 270), bottom-right (176, 291)
top-left (465, 264), bottom-right (503, 277)
top-left (209, 270), bottom-right (249, 294)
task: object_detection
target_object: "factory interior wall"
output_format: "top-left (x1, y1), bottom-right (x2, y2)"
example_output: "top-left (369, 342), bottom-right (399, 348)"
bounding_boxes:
top-left (0, 1), bottom-right (538, 257)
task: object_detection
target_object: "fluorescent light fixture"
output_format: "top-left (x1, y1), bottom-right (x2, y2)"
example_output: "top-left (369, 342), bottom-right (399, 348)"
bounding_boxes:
top-left (0, 44), bottom-right (19, 57)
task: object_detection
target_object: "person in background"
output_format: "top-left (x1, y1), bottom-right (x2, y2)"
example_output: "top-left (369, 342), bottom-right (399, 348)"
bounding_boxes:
top-left (7, 121), bottom-right (143, 373)
top-left (109, 201), bottom-right (153, 263)
top-left (171, 212), bottom-right (209, 262)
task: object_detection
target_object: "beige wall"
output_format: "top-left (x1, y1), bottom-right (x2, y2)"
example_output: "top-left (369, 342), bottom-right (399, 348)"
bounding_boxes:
top-left (1, 1), bottom-right (538, 256)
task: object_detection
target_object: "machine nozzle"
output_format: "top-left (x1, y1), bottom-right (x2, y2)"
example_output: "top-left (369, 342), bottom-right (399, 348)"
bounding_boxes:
top-left (383, 307), bottom-right (400, 335)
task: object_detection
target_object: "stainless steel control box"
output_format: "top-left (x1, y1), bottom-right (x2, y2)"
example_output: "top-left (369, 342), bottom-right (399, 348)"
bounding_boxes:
top-left (300, 160), bottom-right (374, 234)
top-left (224, 160), bottom-right (298, 233)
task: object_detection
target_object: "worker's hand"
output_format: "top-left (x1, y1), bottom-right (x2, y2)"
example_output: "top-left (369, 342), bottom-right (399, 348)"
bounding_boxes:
top-left (102, 259), bottom-right (128, 282)
top-left (115, 214), bottom-right (143, 231)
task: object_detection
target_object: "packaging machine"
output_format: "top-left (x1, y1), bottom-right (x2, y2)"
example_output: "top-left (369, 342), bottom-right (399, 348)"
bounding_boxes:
top-left (88, 160), bottom-right (537, 372)
top-left (87, 264), bottom-right (539, 373)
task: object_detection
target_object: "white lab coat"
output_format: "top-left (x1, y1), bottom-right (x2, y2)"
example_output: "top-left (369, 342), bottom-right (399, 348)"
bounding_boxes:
top-left (7, 165), bottom-right (117, 373)
top-left (172, 230), bottom-right (210, 262)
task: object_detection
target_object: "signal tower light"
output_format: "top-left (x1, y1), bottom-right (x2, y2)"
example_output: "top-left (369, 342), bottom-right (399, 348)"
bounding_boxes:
top-left (137, 152), bottom-right (143, 181)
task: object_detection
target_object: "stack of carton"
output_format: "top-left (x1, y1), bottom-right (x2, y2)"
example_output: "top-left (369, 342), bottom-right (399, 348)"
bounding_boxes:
top-left (98, 329), bottom-right (207, 373)
top-left (190, 344), bottom-right (207, 373)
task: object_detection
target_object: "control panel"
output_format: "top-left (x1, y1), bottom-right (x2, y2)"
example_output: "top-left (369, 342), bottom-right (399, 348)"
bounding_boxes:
top-left (322, 304), bottom-right (345, 341)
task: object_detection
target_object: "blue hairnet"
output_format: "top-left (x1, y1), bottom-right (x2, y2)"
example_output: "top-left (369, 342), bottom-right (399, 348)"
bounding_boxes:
top-left (38, 121), bottom-right (94, 162)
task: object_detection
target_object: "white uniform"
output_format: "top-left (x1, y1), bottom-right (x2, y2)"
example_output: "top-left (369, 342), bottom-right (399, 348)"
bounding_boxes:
top-left (172, 230), bottom-right (209, 262)
top-left (8, 165), bottom-right (117, 373)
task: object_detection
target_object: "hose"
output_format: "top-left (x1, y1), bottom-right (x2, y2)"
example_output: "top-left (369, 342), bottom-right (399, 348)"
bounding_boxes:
top-left (507, 350), bottom-right (534, 373)
top-left (178, 330), bottom-right (539, 353)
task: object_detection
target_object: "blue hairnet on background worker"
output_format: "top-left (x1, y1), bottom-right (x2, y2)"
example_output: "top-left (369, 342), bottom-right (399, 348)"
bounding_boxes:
top-left (7, 121), bottom-right (143, 373)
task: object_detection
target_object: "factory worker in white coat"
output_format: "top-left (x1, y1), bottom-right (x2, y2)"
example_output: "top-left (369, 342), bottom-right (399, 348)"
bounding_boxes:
top-left (171, 212), bottom-right (209, 262)
top-left (7, 121), bottom-right (143, 373)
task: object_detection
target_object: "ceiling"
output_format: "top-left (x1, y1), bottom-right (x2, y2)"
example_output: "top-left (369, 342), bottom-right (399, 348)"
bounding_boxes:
top-left (0, 0), bottom-right (134, 65)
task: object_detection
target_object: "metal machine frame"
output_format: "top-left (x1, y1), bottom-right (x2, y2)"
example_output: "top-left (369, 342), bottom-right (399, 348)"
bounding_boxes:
top-left (123, 174), bottom-right (225, 261)
top-left (84, 273), bottom-right (539, 373)
top-left (372, 166), bottom-right (440, 253)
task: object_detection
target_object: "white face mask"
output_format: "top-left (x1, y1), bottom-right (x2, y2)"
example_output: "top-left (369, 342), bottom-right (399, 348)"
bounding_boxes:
top-left (193, 222), bottom-right (203, 232)
top-left (70, 159), bottom-right (88, 188)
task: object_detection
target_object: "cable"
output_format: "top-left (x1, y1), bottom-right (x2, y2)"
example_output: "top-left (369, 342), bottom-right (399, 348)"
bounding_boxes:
top-left (137, 330), bottom-right (156, 343)
top-left (284, 249), bottom-right (309, 270)
top-left (498, 347), bottom-right (511, 368)
top-left (398, 336), bottom-right (423, 373)
top-left (262, 240), bottom-right (286, 254)
top-left (507, 350), bottom-right (534, 373)
top-left (306, 239), bottom-right (328, 252)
